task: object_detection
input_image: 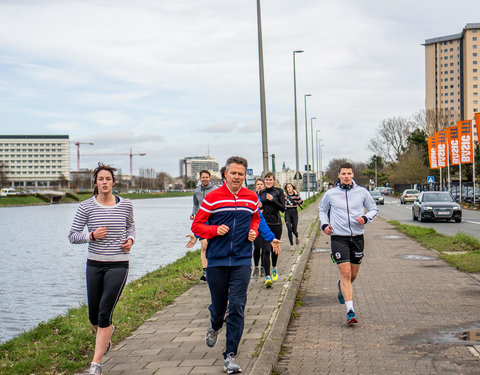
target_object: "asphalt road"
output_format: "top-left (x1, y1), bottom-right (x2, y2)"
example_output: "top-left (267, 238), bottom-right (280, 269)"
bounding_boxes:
top-left (377, 195), bottom-right (480, 239)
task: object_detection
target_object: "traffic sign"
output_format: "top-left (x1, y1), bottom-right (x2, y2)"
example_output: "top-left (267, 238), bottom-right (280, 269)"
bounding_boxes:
top-left (427, 176), bottom-right (435, 183)
top-left (246, 168), bottom-right (253, 176)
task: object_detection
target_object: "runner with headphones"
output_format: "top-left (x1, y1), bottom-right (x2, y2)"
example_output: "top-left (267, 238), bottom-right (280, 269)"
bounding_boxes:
top-left (318, 162), bottom-right (377, 324)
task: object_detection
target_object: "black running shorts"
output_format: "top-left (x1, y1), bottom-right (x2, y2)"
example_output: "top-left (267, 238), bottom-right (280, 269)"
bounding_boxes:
top-left (330, 235), bottom-right (364, 265)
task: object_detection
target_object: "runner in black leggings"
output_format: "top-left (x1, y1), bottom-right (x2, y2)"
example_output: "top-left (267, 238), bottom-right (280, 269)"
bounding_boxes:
top-left (253, 178), bottom-right (266, 277)
top-left (258, 172), bottom-right (285, 287)
top-left (284, 182), bottom-right (303, 250)
top-left (69, 163), bottom-right (136, 375)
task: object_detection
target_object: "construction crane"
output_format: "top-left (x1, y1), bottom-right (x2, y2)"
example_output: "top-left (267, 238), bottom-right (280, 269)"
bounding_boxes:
top-left (70, 141), bottom-right (94, 171)
top-left (82, 148), bottom-right (146, 182)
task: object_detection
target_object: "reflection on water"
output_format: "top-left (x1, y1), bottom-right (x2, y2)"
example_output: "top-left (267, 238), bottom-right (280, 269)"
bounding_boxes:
top-left (0, 196), bottom-right (192, 343)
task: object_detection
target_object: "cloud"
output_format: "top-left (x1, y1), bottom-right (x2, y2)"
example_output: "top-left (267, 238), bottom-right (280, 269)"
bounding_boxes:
top-left (47, 121), bottom-right (82, 132)
top-left (88, 111), bottom-right (132, 128)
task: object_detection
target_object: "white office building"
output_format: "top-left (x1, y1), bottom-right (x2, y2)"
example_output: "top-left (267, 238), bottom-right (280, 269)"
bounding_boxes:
top-left (0, 135), bottom-right (70, 188)
top-left (179, 156), bottom-right (220, 181)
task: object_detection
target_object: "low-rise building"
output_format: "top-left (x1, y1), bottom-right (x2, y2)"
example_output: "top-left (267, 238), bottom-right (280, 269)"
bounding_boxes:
top-left (0, 135), bottom-right (70, 189)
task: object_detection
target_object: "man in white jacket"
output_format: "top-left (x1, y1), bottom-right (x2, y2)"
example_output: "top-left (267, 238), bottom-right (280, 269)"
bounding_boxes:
top-left (318, 162), bottom-right (378, 324)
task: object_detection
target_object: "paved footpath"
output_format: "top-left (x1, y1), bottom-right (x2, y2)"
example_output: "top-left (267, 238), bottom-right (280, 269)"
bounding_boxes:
top-left (76, 199), bottom-right (320, 375)
top-left (276, 216), bottom-right (480, 374)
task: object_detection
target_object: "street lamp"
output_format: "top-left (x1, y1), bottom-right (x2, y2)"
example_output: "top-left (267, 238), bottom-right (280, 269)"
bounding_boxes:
top-left (256, 0), bottom-right (268, 175)
top-left (316, 129), bottom-right (321, 190)
top-left (310, 117), bottom-right (316, 193)
top-left (293, 50), bottom-right (304, 181)
top-left (304, 94), bottom-right (312, 198)
top-left (318, 140), bottom-right (324, 189)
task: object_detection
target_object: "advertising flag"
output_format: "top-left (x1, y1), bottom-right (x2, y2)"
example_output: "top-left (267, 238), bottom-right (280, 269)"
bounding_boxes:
top-left (427, 136), bottom-right (438, 169)
top-left (458, 120), bottom-right (473, 164)
top-left (435, 131), bottom-right (447, 168)
top-left (446, 126), bottom-right (460, 165)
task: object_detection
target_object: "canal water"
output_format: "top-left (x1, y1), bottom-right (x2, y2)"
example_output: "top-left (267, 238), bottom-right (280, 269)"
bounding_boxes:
top-left (0, 196), bottom-right (192, 343)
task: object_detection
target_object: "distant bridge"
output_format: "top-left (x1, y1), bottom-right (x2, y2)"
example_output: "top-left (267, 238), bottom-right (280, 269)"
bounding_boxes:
top-left (37, 190), bottom-right (65, 203)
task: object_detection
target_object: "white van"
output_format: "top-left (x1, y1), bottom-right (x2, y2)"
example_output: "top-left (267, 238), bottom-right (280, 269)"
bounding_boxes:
top-left (0, 188), bottom-right (16, 197)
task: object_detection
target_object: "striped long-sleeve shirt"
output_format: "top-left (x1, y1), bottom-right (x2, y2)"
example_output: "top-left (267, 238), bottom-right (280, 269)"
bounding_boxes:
top-left (68, 196), bottom-right (136, 262)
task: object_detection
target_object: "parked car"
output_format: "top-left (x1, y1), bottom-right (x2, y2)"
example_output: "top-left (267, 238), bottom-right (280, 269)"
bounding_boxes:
top-left (412, 191), bottom-right (462, 223)
top-left (400, 189), bottom-right (419, 204)
top-left (385, 187), bottom-right (394, 195)
top-left (369, 190), bottom-right (384, 205)
top-left (375, 187), bottom-right (387, 195)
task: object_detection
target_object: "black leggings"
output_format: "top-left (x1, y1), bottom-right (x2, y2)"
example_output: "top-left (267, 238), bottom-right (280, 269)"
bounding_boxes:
top-left (253, 233), bottom-right (263, 267)
top-left (261, 223), bottom-right (282, 276)
top-left (86, 261), bottom-right (129, 328)
top-left (284, 208), bottom-right (299, 245)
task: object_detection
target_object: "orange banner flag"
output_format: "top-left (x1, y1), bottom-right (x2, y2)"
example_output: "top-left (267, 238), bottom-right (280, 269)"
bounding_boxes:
top-left (446, 126), bottom-right (460, 165)
top-left (457, 120), bottom-right (473, 164)
top-left (435, 131), bottom-right (447, 168)
top-left (427, 136), bottom-right (438, 169)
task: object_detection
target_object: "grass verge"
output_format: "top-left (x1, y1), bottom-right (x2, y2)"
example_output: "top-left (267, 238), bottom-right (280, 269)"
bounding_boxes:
top-left (0, 250), bottom-right (202, 375)
top-left (388, 220), bottom-right (480, 273)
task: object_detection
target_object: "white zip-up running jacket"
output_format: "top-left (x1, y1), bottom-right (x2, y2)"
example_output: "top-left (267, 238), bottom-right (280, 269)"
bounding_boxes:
top-left (318, 181), bottom-right (378, 237)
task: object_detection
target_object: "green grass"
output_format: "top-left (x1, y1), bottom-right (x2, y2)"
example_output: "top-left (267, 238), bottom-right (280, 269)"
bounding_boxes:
top-left (389, 220), bottom-right (480, 272)
top-left (0, 250), bottom-right (203, 375)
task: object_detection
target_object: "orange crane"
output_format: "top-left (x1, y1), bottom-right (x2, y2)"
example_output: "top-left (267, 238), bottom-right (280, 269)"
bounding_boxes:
top-left (71, 141), bottom-right (94, 171)
top-left (82, 148), bottom-right (146, 182)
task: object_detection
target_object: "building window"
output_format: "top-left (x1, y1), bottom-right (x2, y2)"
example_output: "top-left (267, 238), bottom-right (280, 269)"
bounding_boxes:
top-left (474, 61), bottom-right (478, 65)
top-left (474, 85), bottom-right (478, 88)
top-left (474, 37), bottom-right (478, 41)
top-left (474, 53), bottom-right (478, 57)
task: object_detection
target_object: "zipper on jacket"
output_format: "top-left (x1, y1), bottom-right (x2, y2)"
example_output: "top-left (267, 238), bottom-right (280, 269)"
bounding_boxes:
top-left (229, 194), bottom-right (238, 265)
top-left (345, 189), bottom-right (353, 237)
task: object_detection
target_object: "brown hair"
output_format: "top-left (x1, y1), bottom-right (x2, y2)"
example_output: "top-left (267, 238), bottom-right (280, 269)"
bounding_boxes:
top-left (220, 166), bottom-right (226, 180)
top-left (284, 182), bottom-right (298, 192)
top-left (338, 162), bottom-right (354, 173)
top-left (264, 171), bottom-right (275, 180)
top-left (199, 169), bottom-right (211, 177)
top-left (92, 162), bottom-right (117, 196)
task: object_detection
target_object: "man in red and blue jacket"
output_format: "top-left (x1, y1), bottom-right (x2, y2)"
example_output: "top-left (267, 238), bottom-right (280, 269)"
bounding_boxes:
top-left (192, 156), bottom-right (260, 374)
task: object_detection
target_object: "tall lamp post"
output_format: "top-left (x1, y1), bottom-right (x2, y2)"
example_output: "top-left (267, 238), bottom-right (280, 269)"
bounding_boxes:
top-left (256, 0), bottom-right (268, 174)
top-left (318, 140), bottom-right (324, 189)
top-left (316, 129), bottom-right (321, 189)
top-left (310, 116), bottom-right (316, 193)
top-left (304, 94), bottom-right (312, 198)
top-left (293, 50), bottom-right (304, 182)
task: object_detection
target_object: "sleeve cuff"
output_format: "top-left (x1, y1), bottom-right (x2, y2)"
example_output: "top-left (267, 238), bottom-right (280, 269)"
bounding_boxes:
top-left (362, 216), bottom-right (368, 223)
top-left (321, 224), bottom-right (329, 231)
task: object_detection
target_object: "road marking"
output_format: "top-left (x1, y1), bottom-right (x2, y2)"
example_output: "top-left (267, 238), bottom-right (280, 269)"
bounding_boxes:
top-left (465, 220), bottom-right (480, 225)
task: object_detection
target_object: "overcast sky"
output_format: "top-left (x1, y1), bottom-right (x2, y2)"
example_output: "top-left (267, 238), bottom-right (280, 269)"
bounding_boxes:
top-left (0, 0), bottom-right (478, 177)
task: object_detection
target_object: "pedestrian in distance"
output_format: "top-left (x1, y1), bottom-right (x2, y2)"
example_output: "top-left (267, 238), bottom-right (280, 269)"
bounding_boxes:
top-left (318, 162), bottom-right (377, 325)
top-left (190, 169), bottom-right (218, 281)
top-left (258, 172), bottom-right (285, 288)
top-left (253, 178), bottom-right (282, 278)
top-left (68, 163), bottom-right (135, 375)
top-left (284, 182), bottom-right (303, 251)
top-left (191, 156), bottom-right (261, 374)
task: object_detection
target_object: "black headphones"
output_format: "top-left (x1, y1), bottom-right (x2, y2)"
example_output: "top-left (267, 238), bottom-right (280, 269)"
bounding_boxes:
top-left (340, 183), bottom-right (353, 190)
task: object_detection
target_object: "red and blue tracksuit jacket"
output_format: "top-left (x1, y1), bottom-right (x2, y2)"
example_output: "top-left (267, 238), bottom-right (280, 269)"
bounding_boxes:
top-left (191, 184), bottom-right (261, 267)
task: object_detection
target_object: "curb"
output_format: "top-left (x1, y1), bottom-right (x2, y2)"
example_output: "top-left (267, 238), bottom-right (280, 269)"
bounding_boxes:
top-left (249, 222), bottom-right (317, 375)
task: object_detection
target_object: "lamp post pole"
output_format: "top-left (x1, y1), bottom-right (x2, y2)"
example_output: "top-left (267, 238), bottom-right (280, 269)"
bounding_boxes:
top-left (318, 140), bottom-right (323, 188)
top-left (316, 129), bottom-right (321, 189)
top-left (293, 50), bottom-right (304, 182)
top-left (304, 94), bottom-right (312, 198)
top-left (310, 116), bottom-right (316, 194)
top-left (256, 0), bottom-right (268, 175)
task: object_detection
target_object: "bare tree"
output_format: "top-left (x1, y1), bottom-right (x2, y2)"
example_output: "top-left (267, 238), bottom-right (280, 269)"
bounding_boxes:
top-left (425, 108), bottom-right (456, 136)
top-left (324, 158), bottom-right (369, 186)
top-left (368, 116), bottom-right (416, 163)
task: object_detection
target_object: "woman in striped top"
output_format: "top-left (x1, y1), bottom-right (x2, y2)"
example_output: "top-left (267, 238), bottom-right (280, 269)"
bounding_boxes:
top-left (69, 163), bottom-right (135, 375)
top-left (284, 182), bottom-right (303, 250)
